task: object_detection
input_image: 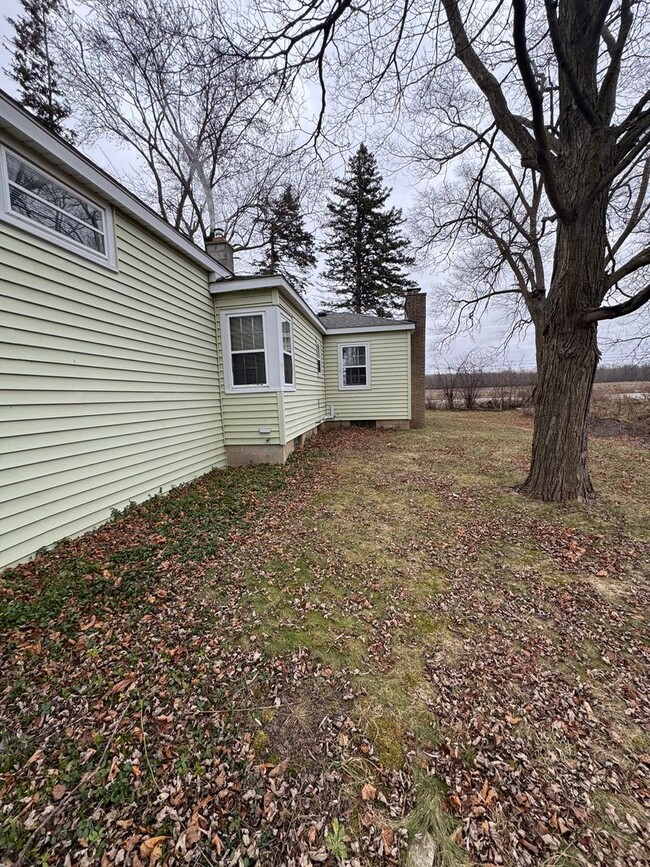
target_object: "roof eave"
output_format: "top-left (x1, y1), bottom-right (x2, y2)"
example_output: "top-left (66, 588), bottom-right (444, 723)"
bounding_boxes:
top-left (209, 274), bottom-right (327, 334)
top-left (0, 90), bottom-right (230, 279)
top-left (325, 324), bottom-right (415, 334)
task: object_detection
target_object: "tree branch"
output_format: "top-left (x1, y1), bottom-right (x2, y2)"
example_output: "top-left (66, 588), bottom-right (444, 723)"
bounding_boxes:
top-left (584, 282), bottom-right (650, 322)
top-left (607, 245), bottom-right (650, 287)
top-left (544, 0), bottom-right (599, 126)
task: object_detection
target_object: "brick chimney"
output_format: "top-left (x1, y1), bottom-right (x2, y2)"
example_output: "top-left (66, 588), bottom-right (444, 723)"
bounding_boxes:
top-left (205, 229), bottom-right (234, 274)
top-left (405, 290), bottom-right (426, 428)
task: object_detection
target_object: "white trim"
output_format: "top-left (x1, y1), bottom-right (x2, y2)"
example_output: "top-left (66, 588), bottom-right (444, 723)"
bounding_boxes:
top-left (0, 92), bottom-right (230, 279)
top-left (222, 309), bottom-right (270, 393)
top-left (316, 337), bottom-right (324, 376)
top-left (338, 342), bottom-right (371, 391)
top-left (220, 306), bottom-right (297, 394)
top-left (0, 144), bottom-right (117, 269)
top-left (280, 313), bottom-right (296, 391)
top-left (209, 274), bottom-right (327, 334)
top-left (326, 324), bottom-right (415, 334)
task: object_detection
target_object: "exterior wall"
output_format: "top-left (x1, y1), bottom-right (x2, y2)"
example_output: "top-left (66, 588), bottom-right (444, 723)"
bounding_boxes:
top-left (214, 289), bottom-right (282, 447)
top-left (1, 204), bottom-right (225, 568)
top-left (323, 330), bottom-right (411, 421)
top-left (278, 297), bottom-right (326, 442)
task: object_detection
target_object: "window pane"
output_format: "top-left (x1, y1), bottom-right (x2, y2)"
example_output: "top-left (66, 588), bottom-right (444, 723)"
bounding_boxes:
top-left (9, 187), bottom-right (106, 253)
top-left (232, 351), bottom-right (267, 386)
top-left (284, 352), bottom-right (294, 385)
top-left (342, 345), bottom-right (366, 366)
top-left (282, 319), bottom-right (292, 352)
top-left (344, 366), bottom-right (367, 386)
top-left (7, 153), bottom-right (104, 229)
top-left (230, 315), bottom-right (264, 351)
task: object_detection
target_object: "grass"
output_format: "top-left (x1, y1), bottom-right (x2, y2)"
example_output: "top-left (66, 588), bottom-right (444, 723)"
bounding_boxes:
top-left (1, 411), bottom-right (648, 866)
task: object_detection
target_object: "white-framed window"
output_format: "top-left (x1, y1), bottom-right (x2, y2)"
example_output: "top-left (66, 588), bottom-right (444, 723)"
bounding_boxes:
top-left (228, 313), bottom-right (268, 387)
top-left (316, 338), bottom-right (323, 375)
top-left (220, 307), bottom-right (297, 394)
top-left (281, 316), bottom-right (294, 386)
top-left (339, 343), bottom-right (370, 389)
top-left (0, 144), bottom-right (116, 268)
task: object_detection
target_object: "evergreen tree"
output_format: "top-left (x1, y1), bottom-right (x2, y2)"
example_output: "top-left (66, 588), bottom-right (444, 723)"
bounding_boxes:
top-left (8, 0), bottom-right (74, 141)
top-left (255, 185), bottom-right (316, 292)
top-left (322, 144), bottom-right (417, 316)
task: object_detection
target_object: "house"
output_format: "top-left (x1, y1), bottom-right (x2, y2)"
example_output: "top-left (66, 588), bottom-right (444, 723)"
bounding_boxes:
top-left (0, 90), bottom-right (426, 570)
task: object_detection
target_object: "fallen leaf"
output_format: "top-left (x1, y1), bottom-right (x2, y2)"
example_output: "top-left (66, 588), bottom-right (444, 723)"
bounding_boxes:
top-left (361, 782), bottom-right (377, 801)
top-left (107, 755), bottom-right (120, 782)
top-left (140, 836), bottom-right (169, 858)
top-left (268, 757), bottom-right (290, 778)
top-left (51, 784), bottom-right (67, 801)
top-left (185, 822), bottom-right (201, 845)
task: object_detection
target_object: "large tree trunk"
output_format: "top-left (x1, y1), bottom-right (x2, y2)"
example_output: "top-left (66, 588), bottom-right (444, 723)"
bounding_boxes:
top-left (520, 201), bottom-right (605, 502)
top-left (519, 317), bottom-right (599, 501)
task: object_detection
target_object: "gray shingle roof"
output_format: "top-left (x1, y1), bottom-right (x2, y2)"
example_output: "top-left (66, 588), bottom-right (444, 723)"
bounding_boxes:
top-left (317, 312), bottom-right (414, 329)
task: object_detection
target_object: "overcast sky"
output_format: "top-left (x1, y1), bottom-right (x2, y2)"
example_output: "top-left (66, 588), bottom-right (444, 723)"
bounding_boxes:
top-left (0, 5), bottom-right (644, 371)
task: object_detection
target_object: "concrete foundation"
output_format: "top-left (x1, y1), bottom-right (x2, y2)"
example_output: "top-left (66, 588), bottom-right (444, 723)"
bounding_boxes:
top-left (225, 424), bottom-right (321, 466)
top-left (321, 418), bottom-right (410, 431)
top-left (376, 418), bottom-right (410, 430)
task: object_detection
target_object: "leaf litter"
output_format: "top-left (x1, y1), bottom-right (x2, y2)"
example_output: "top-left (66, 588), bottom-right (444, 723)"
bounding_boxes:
top-left (1, 413), bottom-right (648, 866)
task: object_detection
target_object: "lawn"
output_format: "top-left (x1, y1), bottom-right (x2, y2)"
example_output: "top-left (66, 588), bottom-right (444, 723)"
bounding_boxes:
top-left (1, 412), bottom-right (648, 867)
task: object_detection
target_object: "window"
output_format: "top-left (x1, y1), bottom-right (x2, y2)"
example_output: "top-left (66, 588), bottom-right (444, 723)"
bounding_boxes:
top-left (0, 146), bottom-right (114, 266)
top-left (340, 343), bottom-right (370, 389)
top-left (281, 317), bottom-right (294, 385)
top-left (229, 314), bottom-right (267, 386)
top-left (316, 339), bottom-right (323, 375)
top-left (221, 307), bottom-right (300, 393)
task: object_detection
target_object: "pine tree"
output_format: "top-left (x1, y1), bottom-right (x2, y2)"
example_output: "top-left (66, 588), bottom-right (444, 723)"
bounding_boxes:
top-left (322, 144), bottom-right (417, 317)
top-left (255, 185), bottom-right (316, 293)
top-left (8, 0), bottom-right (74, 141)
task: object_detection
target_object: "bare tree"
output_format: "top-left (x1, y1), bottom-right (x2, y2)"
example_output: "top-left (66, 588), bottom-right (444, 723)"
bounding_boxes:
top-left (53, 0), bottom-right (310, 249)
top-left (244, 0), bottom-right (650, 502)
top-left (439, 369), bottom-right (458, 409)
top-left (456, 354), bottom-right (487, 410)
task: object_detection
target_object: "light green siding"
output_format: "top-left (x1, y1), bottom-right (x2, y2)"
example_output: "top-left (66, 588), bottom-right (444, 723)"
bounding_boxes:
top-left (0, 209), bottom-right (225, 569)
top-left (215, 290), bottom-right (282, 446)
top-left (323, 330), bottom-right (411, 420)
top-left (279, 298), bottom-right (326, 441)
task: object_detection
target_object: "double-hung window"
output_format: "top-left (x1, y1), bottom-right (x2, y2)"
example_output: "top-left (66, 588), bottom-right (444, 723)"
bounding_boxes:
top-left (0, 146), bottom-right (114, 266)
top-left (340, 343), bottom-right (370, 389)
top-left (222, 308), bottom-right (299, 392)
top-left (229, 314), bottom-right (267, 386)
top-left (281, 317), bottom-right (294, 386)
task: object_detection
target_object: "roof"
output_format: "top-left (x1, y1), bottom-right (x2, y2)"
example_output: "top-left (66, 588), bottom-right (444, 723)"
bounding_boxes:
top-left (209, 274), bottom-right (327, 334)
top-left (0, 89), bottom-right (230, 279)
top-left (316, 312), bottom-right (415, 331)
top-left (317, 312), bottom-right (405, 329)
top-left (210, 276), bottom-right (417, 335)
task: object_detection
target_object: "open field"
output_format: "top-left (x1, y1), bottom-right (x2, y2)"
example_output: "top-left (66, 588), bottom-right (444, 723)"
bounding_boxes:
top-left (1, 413), bottom-right (649, 866)
top-left (426, 382), bottom-right (650, 435)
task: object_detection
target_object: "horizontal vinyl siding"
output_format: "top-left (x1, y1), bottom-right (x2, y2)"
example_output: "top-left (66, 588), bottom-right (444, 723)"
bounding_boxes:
top-left (0, 209), bottom-right (225, 568)
top-left (324, 330), bottom-right (411, 421)
top-left (280, 300), bottom-right (326, 441)
top-left (215, 291), bottom-right (281, 446)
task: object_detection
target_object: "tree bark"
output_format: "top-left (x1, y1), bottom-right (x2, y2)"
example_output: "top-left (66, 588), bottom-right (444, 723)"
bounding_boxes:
top-left (520, 199), bottom-right (606, 501)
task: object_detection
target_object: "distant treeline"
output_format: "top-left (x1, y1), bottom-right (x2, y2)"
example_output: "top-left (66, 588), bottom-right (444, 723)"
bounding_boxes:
top-left (426, 364), bottom-right (650, 389)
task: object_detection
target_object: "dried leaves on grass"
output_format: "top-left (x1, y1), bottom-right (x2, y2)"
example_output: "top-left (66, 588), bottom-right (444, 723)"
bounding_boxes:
top-left (1, 414), bottom-right (649, 867)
